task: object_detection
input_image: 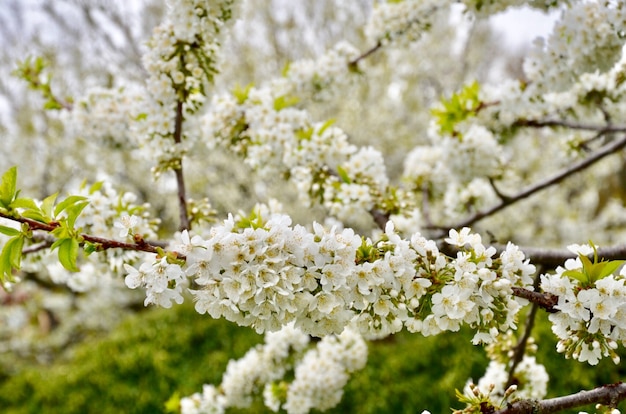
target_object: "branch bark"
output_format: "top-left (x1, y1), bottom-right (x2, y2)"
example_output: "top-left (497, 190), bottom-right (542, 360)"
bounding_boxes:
top-left (173, 98), bottom-right (190, 231)
top-left (495, 382), bottom-right (626, 413)
top-left (433, 134), bottom-right (626, 233)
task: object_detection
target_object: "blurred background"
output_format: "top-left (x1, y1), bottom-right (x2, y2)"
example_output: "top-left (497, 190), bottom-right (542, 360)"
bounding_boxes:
top-left (0, 1), bottom-right (620, 413)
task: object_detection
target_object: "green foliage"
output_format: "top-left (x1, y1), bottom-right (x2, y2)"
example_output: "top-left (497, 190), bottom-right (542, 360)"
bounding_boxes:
top-left (562, 243), bottom-right (625, 288)
top-left (0, 303), bottom-right (264, 414)
top-left (232, 83), bottom-right (253, 104)
top-left (1, 304), bottom-right (626, 413)
top-left (12, 56), bottom-right (72, 110)
top-left (273, 94), bottom-right (300, 111)
top-left (431, 81), bottom-right (481, 137)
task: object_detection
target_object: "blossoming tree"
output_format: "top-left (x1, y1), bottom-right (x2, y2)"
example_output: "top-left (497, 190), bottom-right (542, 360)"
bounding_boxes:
top-left (3, 0), bottom-right (626, 413)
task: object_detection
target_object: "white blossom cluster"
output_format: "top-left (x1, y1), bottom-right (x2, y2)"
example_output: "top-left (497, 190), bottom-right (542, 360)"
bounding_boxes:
top-left (523, 2), bottom-right (626, 93)
top-left (541, 245), bottom-right (626, 365)
top-left (203, 81), bottom-right (390, 222)
top-left (282, 41), bottom-right (361, 100)
top-left (365, 0), bottom-right (451, 45)
top-left (180, 323), bottom-right (367, 414)
top-left (470, 356), bottom-right (548, 401)
top-left (61, 86), bottom-right (141, 146)
top-left (124, 209), bottom-right (535, 344)
top-left (44, 181), bottom-right (158, 291)
top-left (134, 0), bottom-right (239, 175)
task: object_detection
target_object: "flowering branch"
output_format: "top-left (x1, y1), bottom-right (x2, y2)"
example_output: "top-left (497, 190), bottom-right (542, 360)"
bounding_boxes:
top-left (435, 134), bottom-right (626, 232)
top-left (0, 211), bottom-right (171, 258)
top-left (494, 382), bottom-right (626, 414)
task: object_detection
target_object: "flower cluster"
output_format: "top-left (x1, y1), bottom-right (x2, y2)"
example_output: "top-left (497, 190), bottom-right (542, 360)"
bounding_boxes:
top-left (179, 323), bottom-right (367, 414)
top-left (203, 81), bottom-right (391, 222)
top-left (365, 0), bottom-right (450, 45)
top-left (523, 2), bottom-right (626, 93)
top-left (124, 206), bottom-right (535, 344)
top-left (41, 181), bottom-right (158, 291)
top-left (541, 246), bottom-right (626, 365)
top-left (135, 0), bottom-right (239, 175)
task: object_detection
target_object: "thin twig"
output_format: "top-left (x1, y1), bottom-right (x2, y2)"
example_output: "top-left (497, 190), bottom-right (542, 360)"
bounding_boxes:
top-left (349, 41), bottom-right (382, 68)
top-left (432, 134), bottom-right (626, 234)
top-left (515, 119), bottom-right (626, 133)
top-left (173, 98), bottom-right (190, 231)
top-left (495, 382), bottom-right (626, 413)
top-left (0, 212), bottom-right (182, 259)
top-left (505, 269), bottom-right (543, 389)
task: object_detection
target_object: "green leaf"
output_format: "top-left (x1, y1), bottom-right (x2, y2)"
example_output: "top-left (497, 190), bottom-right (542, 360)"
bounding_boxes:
top-left (0, 225), bottom-right (21, 237)
top-left (41, 192), bottom-right (58, 219)
top-left (281, 61), bottom-right (291, 77)
top-left (54, 195), bottom-right (88, 218)
top-left (10, 197), bottom-right (39, 211)
top-left (273, 94), bottom-right (300, 111)
top-left (0, 235), bottom-right (24, 282)
top-left (336, 166), bottom-right (352, 184)
top-left (562, 270), bottom-right (588, 284)
top-left (596, 260), bottom-right (625, 280)
top-left (64, 201), bottom-right (89, 229)
top-left (0, 166), bottom-right (17, 208)
top-left (56, 238), bottom-right (79, 272)
top-left (89, 181), bottom-right (104, 194)
top-left (317, 119), bottom-right (336, 136)
top-left (232, 83), bottom-right (253, 104)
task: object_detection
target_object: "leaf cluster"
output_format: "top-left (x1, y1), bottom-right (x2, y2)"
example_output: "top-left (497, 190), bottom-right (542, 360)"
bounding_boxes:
top-left (431, 81), bottom-right (481, 137)
top-left (0, 167), bottom-right (90, 283)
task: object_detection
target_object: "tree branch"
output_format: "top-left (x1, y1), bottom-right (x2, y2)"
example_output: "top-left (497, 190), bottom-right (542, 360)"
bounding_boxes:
top-left (506, 271), bottom-right (543, 389)
top-left (515, 119), bottom-right (626, 133)
top-left (173, 98), bottom-right (190, 231)
top-left (495, 382), bottom-right (626, 413)
top-left (433, 134), bottom-right (626, 233)
top-left (349, 41), bottom-right (382, 68)
top-left (511, 287), bottom-right (558, 313)
top-left (0, 212), bottom-right (180, 259)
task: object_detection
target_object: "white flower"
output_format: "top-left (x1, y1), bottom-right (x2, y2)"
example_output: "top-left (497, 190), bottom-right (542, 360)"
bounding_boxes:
top-left (114, 214), bottom-right (139, 238)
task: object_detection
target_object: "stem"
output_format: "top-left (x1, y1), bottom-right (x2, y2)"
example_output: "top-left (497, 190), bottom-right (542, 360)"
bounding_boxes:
top-left (173, 99), bottom-right (190, 231)
top-left (505, 271), bottom-right (542, 389)
top-left (511, 287), bottom-right (558, 313)
top-left (495, 382), bottom-right (626, 413)
top-left (0, 212), bottom-right (181, 259)
top-left (515, 119), bottom-right (626, 133)
top-left (434, 134), bottom-right (626, 233)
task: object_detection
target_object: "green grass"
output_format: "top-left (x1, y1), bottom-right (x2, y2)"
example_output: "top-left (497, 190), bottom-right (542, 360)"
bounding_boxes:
top-left (1, 303), bottom-right (625, 413)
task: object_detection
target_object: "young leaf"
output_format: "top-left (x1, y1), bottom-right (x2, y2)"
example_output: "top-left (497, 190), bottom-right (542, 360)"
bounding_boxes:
top-left (596, 260), bottom-right (625, 280)
top-left (562, 269), bottom-right (588, 284)
top-left (54, 195), bottom-right (89, 218)
top-left (0, 235), bottom-right (24, 282)
top-left (64, 200), bottom-right (89, 229)
top-left (41, 192), bottom-right (58, 220)
top-left (336, 166), bottom-right (352, 184)
top-left (0, 166), bottom-right (17, 208)
top-left (56, 238), bottom-right (79, 272)
top-left (0, 225), bottom-right (21, 237)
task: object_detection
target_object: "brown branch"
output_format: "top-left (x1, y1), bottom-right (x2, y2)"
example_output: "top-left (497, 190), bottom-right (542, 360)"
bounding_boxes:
top-left (433, 134), bottom-right (626, 233)
top-left (0, 212), bottom-right (182, 259)
top-left (498, 244), bottom-right (626, 268)
top-left (506, 271), bottom-right (543, 389)
top-left (349, 41), bottom-right (382, 68)
top-left (515, 119), bottom-right (626, 133)
top-left (511, 287), bottom-right (558, 313)
top-left (173, 98), bottom-right (190, 231)
top-left (495, 382), bottom-right (626, 413)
